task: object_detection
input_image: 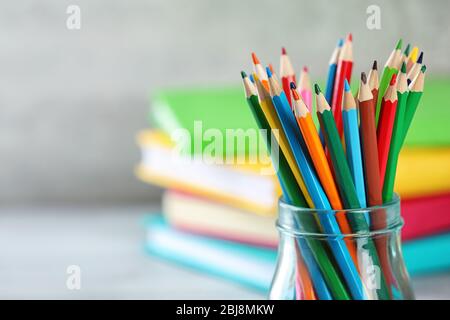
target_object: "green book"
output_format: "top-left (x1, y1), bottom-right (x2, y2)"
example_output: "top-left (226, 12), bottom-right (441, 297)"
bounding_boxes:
top-left (151, 79), bottom-right (450, 153)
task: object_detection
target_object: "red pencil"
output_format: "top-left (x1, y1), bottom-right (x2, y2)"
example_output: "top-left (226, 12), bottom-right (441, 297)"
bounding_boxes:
top-left (377, 74), bottom-right (398, 187)
top-left (280, 47), bottom-right (296, 107)
top-left (331, 33), bottom-right (353, 137)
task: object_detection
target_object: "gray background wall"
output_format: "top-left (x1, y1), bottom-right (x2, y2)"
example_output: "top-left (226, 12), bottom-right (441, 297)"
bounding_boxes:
top-left (0, 0), bottom-right (448, 204)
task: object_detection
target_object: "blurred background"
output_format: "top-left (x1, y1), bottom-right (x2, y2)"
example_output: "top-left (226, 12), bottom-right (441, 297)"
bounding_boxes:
top-left (0, 0), bottom-right (449, 299)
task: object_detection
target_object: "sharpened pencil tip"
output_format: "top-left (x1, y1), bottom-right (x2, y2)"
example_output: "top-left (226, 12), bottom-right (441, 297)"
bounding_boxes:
top-left (266, 66), bottom-right (272, 78)
top-left (421, 65), bottom-right (427, 73)
top-left (344, 79), bottom-right (351, 92)
top-left (291, 83), bottom-right (300, 100)
top-left (314, 84), bottom-right (321, 95)
top-left (404, 44), bottom-right (411, 56)
top-left (401, 62), bottom-right (407, 73)
top-left (347, 33), bottom-right (353, 41)
top-left (268, 64), bottom-right (275, 74)
top-left (372, 60), bottom-right (378, 70)
top-left (249, 74), bottom-right (255, 83)
top-left (251, 52), bottom-right (260, 65)
top-left (396, 39), bottom-right (403, 50)
top-left (302, 66), bottom-right (309, 73)
top-left (337, 38), bottom-right (344, 47)
top-left (281, 47), bottom-right (287, 55)
top-left (361, 72), bottom-right (367, 84)
top-left (407, 79), bottom-right (412, 86)
top-left (240, 71), bottom-right (247, 79)
top-left (390, 73), bottom-right (397, 86)
top-left (417, 51), bottom-right (424, 64)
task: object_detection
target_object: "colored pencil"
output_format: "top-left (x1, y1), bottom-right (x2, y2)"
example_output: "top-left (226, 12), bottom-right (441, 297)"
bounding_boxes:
top-left (252, 73), bottom-right (314, 208)
top-left (376, 39), bottom-right (402, 124)
top-left (252, 52), bottom-right (269, 91)
top-left (298, 67), bottom-right (312, 111)
top-left (377, 73), bottom-right (398, 187)
top-left (406, 46), bottom-right (419, 73)
top-left (359, 72), bottom-right (395, 298)
top-left (382, 63), bottom-right (409, 203)
top-left (291, 83), bottom-right (358, 265)
top-left (243, 72), bottom-right (330, 299)
top-left (268, 68), bottom-right (364, 300)
top-left (332, 34), bottom-right (353, 137)
top-left (368, 60), bottom-right (379, 114)
top-left (407, 51), bottom-right (423, 85)
top-left (316, 83), bottom-right (390, 299)
top-left (359, 72), bottom-right (383, 206)
top-left (402, 44), bottom-right (410, 64)
top-left (280, 47), bottom-right (296, 107)
top-left (401, 65), bottom-right (426, 146)
top-left (325, 39), bottom-right (344, 105)
top-left (342, 80), bottom-right (367, 210)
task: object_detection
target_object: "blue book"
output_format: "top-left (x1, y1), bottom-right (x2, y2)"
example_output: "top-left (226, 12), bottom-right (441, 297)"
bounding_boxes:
top-left (144, 215), bottom-right (450, 292)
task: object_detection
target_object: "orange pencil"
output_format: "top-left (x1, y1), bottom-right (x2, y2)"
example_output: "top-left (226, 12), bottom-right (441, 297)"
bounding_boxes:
top-left (252, 52), bottom-right (269, 91)
top-left (291, 82), bottom-right (358, 267)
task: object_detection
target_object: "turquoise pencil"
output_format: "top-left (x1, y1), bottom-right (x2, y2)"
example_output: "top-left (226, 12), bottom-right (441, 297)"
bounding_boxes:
top-left (342, 80), bottom-right (368, 221)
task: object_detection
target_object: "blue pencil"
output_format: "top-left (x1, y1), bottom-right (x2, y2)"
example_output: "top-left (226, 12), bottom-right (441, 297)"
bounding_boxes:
top-left (320, 39), bottom-right (344, 146)
top-left (325, 39), bottom-right (344, 105)
top-left (267, 67), bottom-right (366, 300)
top-left (342, 80), bottom-right (368, 223)
top-left (296, 238), bottom-right (332, 300)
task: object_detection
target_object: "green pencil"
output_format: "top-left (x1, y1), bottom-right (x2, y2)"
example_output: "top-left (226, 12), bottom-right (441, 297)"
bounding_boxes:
top-left (241, 71), bottom-right (305, 205)
top-left (382, 63), bottom-right (409, 203)
top-left (401, 65), bottom-right (426, 146)
top-left (376, 39), bottom-right (402, 124)
top-left (242, 72), bottom-right (351, 300)
top-left (315, 83), bottom-right (390, 300)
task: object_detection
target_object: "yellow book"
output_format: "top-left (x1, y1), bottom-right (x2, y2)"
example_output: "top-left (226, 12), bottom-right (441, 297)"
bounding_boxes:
top-left (395, 148), bottom-right (450, 198)
top-left (136, 130), bottom-right (450, 215)
top-left (136, 130), bottom-right (281, 216)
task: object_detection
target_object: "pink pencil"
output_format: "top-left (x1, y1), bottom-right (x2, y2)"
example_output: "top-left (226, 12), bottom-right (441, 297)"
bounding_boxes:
top-left (298, 66), bottom-right (312, 111)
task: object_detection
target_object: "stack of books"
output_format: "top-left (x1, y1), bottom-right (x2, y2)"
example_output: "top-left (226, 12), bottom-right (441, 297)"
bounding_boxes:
top-left (137, 81), bottom-right (450, 292)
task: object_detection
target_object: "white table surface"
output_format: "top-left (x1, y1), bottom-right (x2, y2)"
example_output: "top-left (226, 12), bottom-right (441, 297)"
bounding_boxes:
top-left (0, 205), bottom-right (448, 300)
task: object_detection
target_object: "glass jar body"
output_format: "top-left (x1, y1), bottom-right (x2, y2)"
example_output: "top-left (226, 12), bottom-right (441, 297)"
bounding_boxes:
top-left (269, 196), bottom-right (414, 300)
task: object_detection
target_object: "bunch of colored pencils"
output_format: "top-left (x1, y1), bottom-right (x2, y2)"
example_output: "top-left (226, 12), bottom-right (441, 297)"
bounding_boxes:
top-left (240, 35), bottom-right (426, 300)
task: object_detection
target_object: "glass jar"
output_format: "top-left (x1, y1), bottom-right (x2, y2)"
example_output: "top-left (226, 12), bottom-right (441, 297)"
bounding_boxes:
top-left (269, 195), bottom-right (414, 300)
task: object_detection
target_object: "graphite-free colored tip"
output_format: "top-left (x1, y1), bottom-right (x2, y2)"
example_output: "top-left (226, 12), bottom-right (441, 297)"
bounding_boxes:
top-left (347, 33), bottom-right (353, 41)
top-left (421, 65), bottom-right (427, 73)
top-left (390, 73), bottom-right (397, 86)
top-left (417, 51), bottom-right (424, 64)
top-left (290, 82), bottom-right (297, 90)
top-left (266, 66), bottom-right (272, 78)
top-left (395, 39), bottom-right (403, 50)
top-left (361, 72), bottom-right (367, 84)
top-left (314, 84), bottom-right (321, 95)
top-left (251, 52), bottom-right (260, 65)
top-left (404, 43), bottom-right (411, 56)
top-left (401, 62), bottom-right (407, 73)
top-left (241, 71), bottom-right (247, 79)
top-left (302, 66), bottom-right (309, 73)
top-left (337, 38), bottom-right (344, 47)
top-left (344, 79), bottom-right (351, 92)
top-left (281, 47), bottom-right (287, 55)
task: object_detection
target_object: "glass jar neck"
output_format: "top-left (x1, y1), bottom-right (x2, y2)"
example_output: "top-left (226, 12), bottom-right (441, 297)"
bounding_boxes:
top-left (277, 195), bottom-right (402, 238)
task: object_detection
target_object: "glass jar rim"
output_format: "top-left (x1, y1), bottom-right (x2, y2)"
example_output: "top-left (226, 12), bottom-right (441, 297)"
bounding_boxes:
top-left (279, 193), bottom-right (400, 214)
